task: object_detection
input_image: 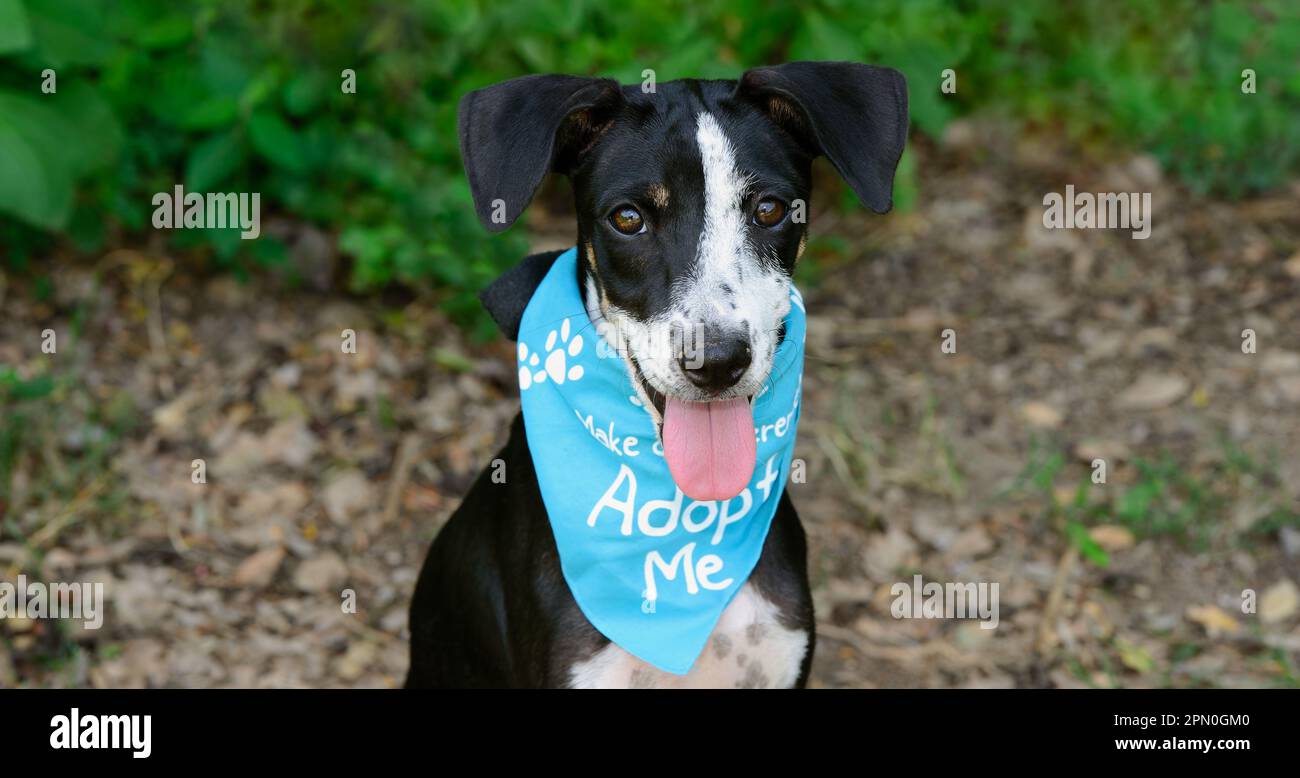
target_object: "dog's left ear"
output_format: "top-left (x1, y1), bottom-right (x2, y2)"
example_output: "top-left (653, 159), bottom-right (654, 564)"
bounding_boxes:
top-left (736, 62), bottom-right (909, 213)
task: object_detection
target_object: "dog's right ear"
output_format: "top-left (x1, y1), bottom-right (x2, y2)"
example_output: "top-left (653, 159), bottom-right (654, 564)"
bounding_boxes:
top-left (459, 75), bottom-right (623, 232)
top-left (736, 62), bottom-right (908, 214)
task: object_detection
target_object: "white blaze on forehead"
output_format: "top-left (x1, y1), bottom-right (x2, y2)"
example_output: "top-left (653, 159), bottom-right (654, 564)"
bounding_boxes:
top-left (683, 113), bottom-right (791, 376)
top-left (695, 112), bottom-right (751, 281)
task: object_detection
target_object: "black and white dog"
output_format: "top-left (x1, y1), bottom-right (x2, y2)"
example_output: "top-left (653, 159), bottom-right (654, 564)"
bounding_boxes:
top-left (407, 62), bottom-right (908, 688)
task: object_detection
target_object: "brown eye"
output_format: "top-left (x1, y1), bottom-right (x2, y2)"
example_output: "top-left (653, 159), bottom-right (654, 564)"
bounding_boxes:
top-left (753, 197), bottom-right (787, 228)
top-left (609, 205), bottom-right (645, 235)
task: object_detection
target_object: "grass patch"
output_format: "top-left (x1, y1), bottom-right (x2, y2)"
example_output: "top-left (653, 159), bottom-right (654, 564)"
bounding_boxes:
top-left (0, 362), bottom-right (136, 547)
top-left (1006, 435), bottom-right (1299, 563)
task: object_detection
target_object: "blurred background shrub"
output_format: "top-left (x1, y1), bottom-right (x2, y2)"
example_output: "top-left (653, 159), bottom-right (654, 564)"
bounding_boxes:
top-left (1, 0), bottom-right (1297, 331)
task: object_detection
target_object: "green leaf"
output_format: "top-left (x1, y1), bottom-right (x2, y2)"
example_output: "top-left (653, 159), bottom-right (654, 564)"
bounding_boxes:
top-left (199, 33), bottom-right (257, 97)
top-left (247, 110), bottom-right (308, 172)
top-left (49, 81), bottom-right (122, 169)
top-left (136, 15), bottom-right (192, 49)
top-left (176, 95), bottom-right (240, 131)
top-left (185, 130), bottom-right (244, 192)
top-left (790, 11), bottom-right (862, 63)
top-left (66, 199), bottom-right (105, 250)
top-left (250, 235), bottom-right (287, 267)
top-left (24, 0), bottom-right (113, 66)
top-left (0, 80), bottom-right (121, 229)
top-left (282, 71), bottom-right (327, 117)
top-left (1067, 521), bottom-right (1110, 568)
top-left (0, 96), bottom-right (72, 228)
top-left (1, 372), bottom-right (56, 400)
top-left (1118, 480), bottom-right (1158, 523)
top-left (0, 119), bottom-right (54, 226)
top-left (0, 0), bottom-right (33, 54)
top-left (239, 68), bottom-right (282, 113)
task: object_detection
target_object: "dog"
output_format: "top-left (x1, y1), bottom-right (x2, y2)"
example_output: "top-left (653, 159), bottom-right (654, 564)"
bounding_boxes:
top-left (406, 62), bottom-right (908, 688)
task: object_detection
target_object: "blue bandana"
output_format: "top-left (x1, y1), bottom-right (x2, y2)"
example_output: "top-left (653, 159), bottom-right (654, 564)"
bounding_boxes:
top-left (515, 247), bottom-right (805, 674)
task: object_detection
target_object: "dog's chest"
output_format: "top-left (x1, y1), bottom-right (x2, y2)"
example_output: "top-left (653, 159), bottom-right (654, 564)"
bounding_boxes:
top-left (566, 582), bottom-right (808, 689)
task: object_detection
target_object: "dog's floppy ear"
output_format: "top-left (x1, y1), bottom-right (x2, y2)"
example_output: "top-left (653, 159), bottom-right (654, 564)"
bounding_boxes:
top-left (736, 62), bottom-right (908, 213)
top-left (459, 74), bottom-right (623, 232)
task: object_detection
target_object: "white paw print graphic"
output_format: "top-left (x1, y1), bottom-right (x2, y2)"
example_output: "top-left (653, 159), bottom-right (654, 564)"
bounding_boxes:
top-left (519, 318), bottom-right (584, 390)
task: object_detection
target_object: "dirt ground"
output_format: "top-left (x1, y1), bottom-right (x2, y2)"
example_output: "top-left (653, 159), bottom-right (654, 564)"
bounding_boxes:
top-left (3, 121), bottom-right (1299, 688)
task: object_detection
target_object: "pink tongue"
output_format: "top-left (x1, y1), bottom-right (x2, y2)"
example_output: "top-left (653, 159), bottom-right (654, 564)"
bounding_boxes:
top-left (663, 397), bottom-right (756, 501)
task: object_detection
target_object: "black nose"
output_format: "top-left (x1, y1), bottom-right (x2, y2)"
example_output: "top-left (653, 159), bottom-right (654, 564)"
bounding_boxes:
top-left (679, 331), bottom-right (752, 393)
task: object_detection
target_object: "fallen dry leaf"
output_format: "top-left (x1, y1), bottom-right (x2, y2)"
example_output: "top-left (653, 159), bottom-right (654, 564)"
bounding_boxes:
top-left (1259, 579), bottom-right (1299, 624)
top-left (1021, 401), bottom-right (1063, 429)
top-left (1284, 252), bottom-right (1300, 279)
top-left (262, 420), bottom-right (321, 469)
top-left (334, 641), bottom-right (379, 682)
top-left (1074, 439), bottom-right (1129, 463)
top-left (1116, 639), bottom-right (1155, 674)
top-left (1186, 604), bottom-right (1240, 637)
top-left (1089, 525), bottom-right (1136, 551)
top-left (323, 470), bottom-right (376, 525)
top-left (151, 391), bottom-right (199, 437)
top-left (293, 552), bottom-right (349, 593)
top-left (232, 546), bottom-right (285, 588)
top-left (1116, 372), bottom-right (1189, 410)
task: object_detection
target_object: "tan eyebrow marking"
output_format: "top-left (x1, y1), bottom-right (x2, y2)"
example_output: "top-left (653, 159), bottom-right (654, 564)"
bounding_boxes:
top-left (648, 184), bottom-right (670, 209)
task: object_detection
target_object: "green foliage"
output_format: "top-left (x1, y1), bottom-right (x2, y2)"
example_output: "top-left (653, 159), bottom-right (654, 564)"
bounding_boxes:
top-left (0, 0), bottom-right (1296, 326)
top-left (0, 363), bottom-right (135, 526)
top-left (1010, 435), bottom-right (1300, 560)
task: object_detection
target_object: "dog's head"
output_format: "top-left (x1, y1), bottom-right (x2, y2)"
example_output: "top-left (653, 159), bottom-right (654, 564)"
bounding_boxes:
top-left (461, 62), bottom-right (907, 498)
